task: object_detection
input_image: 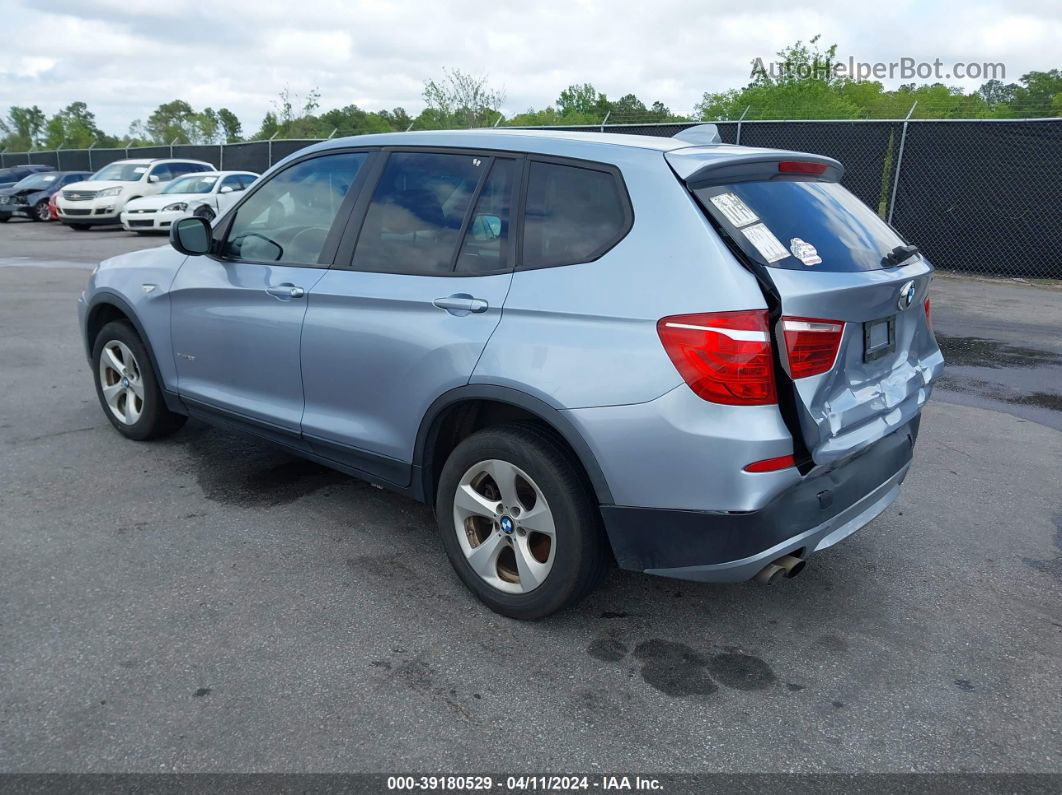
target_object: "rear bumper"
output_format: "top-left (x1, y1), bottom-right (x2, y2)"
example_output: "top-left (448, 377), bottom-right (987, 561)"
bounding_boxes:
top-left (600, 416), bottom-right (919, 581)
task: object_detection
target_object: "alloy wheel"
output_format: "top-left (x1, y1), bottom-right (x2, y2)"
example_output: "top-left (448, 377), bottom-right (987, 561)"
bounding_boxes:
top-left (452, 459), bottom-right (557, 594)
top-left (98, 340), bottom-right (145, 425)
top-left (36, 201), bottom-right (50, 221)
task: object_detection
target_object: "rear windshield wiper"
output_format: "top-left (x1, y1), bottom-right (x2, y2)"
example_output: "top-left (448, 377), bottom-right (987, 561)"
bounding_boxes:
top-left (882, 244), bottom-right (920, 267)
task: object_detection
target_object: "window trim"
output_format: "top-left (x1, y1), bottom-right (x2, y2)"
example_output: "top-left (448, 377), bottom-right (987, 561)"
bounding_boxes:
top-left (516, 154), bottom-right (634, 272)
top-left (332, 146), bottom-right (523, 278)
top-left (208, 147), bottom-right (377, 270)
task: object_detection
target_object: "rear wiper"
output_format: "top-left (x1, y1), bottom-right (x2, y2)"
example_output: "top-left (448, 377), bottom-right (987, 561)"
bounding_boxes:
top-left (882, 244), bottom-right (920, 267)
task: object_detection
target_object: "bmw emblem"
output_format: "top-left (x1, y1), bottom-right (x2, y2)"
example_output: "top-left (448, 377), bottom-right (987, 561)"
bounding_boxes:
top-left (500, 515), bottom-right (515, 535)
top-left (897, 281), bottom-right (917, 311)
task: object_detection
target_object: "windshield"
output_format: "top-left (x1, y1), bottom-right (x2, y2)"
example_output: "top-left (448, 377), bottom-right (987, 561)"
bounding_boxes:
top-left (90, 162), bottom-right (149, 182)
top-left (13, 173), bottom-right (60, 190)
top-left (694, 181), bottom-right (908, 272)
top-left (162, 175), bottom-right (219, 195)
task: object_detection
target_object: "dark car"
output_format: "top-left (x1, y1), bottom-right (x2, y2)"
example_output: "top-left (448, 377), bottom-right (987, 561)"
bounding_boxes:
top-left (0, 164), bottom-right (55, 191)
top-left (0, 171), bottom-right (91, 222)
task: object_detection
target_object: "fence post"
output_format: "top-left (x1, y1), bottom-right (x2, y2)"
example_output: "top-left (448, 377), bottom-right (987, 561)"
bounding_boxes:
top-left (493, 113), bottom-right (503, 128)
top-left (735, 105), bottom-right (751, 145)
top-left (169, 137), bottom-right (178, 159)
top-left (599, 111), bottom-right (611, 133)
top-left (219, 142), bottom-right (224, 171)
top-left (268, 131), bottom-right (278, 167)
top-left (887, 102), bottom-right (917, 225)
top-left (88, 139), bottom-right (98, 172)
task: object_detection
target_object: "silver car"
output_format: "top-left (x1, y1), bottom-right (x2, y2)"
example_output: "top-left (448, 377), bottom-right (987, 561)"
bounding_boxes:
top-left (78, 128), bottom-right (944, 619)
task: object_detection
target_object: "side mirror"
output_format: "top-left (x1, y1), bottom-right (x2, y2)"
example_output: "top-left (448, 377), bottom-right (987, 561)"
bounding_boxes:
top-left (170, 216), bottom-right (212, 256)
top-left (219, 185), bottom-right (234, 193)
top-left (470, 214), bottom-right (502, 242)
top-left (148, 174), bottom-right (160, 183)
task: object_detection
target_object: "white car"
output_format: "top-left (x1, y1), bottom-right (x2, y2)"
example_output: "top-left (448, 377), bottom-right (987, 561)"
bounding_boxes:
top-left (55, 158), bottom-right (214, 230)
top-left (120, 171), bottom-right (258, 234)
top-left (185, 173), bottom-right (261, 222)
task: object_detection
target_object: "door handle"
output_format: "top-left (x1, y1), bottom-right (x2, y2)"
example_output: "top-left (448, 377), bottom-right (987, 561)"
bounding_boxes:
top-left (266, 283), bottom-right (305, 299)
top-left (433, 294), bottom-right (488, 315)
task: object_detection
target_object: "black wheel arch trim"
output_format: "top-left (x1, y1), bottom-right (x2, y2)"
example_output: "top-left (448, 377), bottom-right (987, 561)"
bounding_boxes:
top-left (413, 384), bottom-right (614, 507)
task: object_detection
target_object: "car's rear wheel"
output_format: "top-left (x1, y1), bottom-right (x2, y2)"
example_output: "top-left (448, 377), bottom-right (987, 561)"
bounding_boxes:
top-left (436, 424), bottom-right (608, 619)
top-left (92, 321), bottom-right (186, 441)
top-left (33, 201), bottom-right (50, 222)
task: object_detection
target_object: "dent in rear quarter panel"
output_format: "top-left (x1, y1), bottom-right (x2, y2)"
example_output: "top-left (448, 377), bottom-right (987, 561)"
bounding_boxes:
top-left (472, 148), bottom-right (768, 409)
top-left (86, 245), bottom-right (188, 389)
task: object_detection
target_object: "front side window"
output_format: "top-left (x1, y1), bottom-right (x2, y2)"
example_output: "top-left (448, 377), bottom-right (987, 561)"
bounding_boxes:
top-left (149, 163), bottom-right (174, 182)
top-left (352, 152), bottom-right (485, 275)
top-left (220, 175), bottom-right (246, 192)
top-left (522, 161), bottom-right (628, 269)
top-left (221, 152), bottom-right (366, 265)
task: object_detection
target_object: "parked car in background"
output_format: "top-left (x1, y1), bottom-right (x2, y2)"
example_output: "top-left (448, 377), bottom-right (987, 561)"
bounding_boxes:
top-left (78, 129), bottom-right (943, 619)
top-left (185, 172), bottom-right (259, 222)
top-left (120, 171), bottom-right (257, 234)
top-left (0, 164), bottom-right (55, 190)
top-left (0, 171), bottom-right (92, 222)
top-left (48, 192), bottom-right (59, 220)
top-left (55, 158), bottom-right (214, 230)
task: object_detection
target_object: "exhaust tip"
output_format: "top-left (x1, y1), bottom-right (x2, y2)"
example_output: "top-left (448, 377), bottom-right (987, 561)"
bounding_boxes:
top-left (755, 554), bottom-right (806, 584)
top-left (754, 562), bottom-right (786, 585)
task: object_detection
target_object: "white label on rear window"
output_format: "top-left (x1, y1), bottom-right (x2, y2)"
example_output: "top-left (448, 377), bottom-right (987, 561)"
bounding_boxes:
top-left (789, 237), bottom-right (822, 266)
top-left (710, 192), bottom-right (758, 227)
top-left (133, 166), bottom-right (147, 174)
top-left (742, 223), bottom-right (789, 262)
top-left (41, 175), bottom-right (57, 182)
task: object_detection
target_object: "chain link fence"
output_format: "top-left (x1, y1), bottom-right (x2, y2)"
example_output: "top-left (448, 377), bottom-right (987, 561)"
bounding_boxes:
top-left (3, 119), bottom-right (1059, 278)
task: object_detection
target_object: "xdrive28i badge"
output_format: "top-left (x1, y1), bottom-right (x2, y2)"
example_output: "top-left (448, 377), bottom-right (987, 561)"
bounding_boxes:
top-left (897, 281), bottom-right (917, 311)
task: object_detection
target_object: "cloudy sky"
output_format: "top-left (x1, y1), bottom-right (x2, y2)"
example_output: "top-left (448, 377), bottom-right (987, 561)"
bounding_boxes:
top-left (2, 0), bottom-right (1060, 135)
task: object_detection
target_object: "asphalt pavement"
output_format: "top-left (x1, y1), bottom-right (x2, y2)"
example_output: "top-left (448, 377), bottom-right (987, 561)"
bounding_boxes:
top-left (1, 220), bottom-right (1060, 773)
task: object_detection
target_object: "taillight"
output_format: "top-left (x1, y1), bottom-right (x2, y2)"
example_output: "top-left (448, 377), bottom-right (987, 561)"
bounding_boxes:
top-left (924, 297), bottom-right (932, 331)
top-left (657, 311), bottom-right (777, 405)
top-left (782, 317), bottom-right (845, 379)
top-left (778, 161), bottom-right (827, 176)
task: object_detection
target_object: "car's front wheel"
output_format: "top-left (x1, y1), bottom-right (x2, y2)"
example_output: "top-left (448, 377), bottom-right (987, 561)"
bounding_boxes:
top-left (92, 321), bottom-right (186, 440)
top-left (436, 424), bottom-right (609, 619)
top-left (33, 201), bottom-right (50, 222)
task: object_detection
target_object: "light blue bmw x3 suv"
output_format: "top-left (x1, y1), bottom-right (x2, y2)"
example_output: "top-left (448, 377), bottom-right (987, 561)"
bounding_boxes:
top-left (78, 127), bottom-right (944, 618)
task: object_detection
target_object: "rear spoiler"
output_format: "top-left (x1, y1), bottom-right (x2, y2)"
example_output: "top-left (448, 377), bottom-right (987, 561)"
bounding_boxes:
top-left (667, 150), bottom-right (844, 189)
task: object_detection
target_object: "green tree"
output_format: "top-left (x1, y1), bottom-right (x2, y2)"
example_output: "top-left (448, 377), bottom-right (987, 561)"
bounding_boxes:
top-left (2, 105), bottom-right (47, 149)
top-left (217, 108), bottom-right (242, 142)
top-left (42, 102), bottom-right (112, 149)
top-left (422, 68), bottom-right (504, 128)
top-left (145, 100), bottom-right (197, 144)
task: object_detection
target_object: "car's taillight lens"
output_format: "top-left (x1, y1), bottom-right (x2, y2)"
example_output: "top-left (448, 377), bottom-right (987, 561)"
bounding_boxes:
top-left (924, 297), bottom-right (932, 331)
top-left (657, 311), bottom-right (777, 405)
top-left (781, 317), bottom-right (845, 379)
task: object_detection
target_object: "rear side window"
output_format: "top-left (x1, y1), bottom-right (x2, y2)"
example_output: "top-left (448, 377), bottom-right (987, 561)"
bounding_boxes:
top-left (352, 152), bottom-right (485, 275)
top-left (693, 182), bottom-right (908, 272)
top-left (522, 161), bottom-right (628, 269)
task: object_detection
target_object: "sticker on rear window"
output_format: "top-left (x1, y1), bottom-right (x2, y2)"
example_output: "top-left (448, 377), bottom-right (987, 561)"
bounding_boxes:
top-left (709, 192), bottom-right (758, 227)
top-left (133, 167), bottom-right (147, 174)
top-left (742, 223), bottom-right (789, 262)
top-left (789, 237), bottom-right (822, 267)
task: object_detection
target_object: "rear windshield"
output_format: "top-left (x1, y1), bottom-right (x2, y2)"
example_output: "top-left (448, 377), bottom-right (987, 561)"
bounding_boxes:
top-left (693, 181), bottom-right (908, 272)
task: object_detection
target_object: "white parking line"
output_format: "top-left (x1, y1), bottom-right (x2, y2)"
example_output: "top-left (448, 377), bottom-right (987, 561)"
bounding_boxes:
top-left (0, 257), bottom-right (95, 270)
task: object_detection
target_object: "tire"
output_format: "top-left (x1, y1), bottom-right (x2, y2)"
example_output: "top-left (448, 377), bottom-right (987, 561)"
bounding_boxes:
top-left (436, 424), bottom-right (609, 619)
top-left (0, 215), bottom-right (9, 223)
top-left (92, 320), bottom-right (186, 441)
top-left (68, 223), bottom-right (90, 230)
top-left (33, 201), bottom-right (50, 222)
